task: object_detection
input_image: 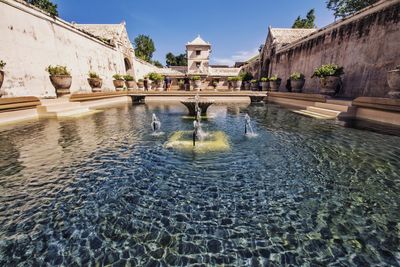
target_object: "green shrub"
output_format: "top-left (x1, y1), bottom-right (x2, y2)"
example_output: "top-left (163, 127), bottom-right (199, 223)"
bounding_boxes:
top-left (88, 71), bottom-right (99, 79)
top-left (0, 60), bottom-right (6, 70)
top-left (260, 77), bottom-right (269, 82)
top-left (228, 76), bottom-right (241, 82)
top-left (178, 80), bottom-right (184, 85)
top-left (191, 75), bottom-right (201, 81)
top-left (113, 74), bottom-right (124, 80)
top-left (123, 74), bottom-right (135, 81)
top-left (290, 72), bottom-right (305, 80)
top-left (241, 72), bottom-right (253, 82)
top-left (312, 64), bottom-right (344, 78)
top-left (148, 72), bottom-right (163, 82)
top-left (138, 79), bottom-right (144, 82)
top-left (251, 79), bottom-right (258, 83)
top-left (269, 75), bottom-right (281, 82)
top-left (46, 65), bottom-right (70, 76)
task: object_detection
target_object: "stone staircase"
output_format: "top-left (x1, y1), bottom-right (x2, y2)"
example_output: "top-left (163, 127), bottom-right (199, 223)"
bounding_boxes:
top-left (37, 97), bottom-right (97, 118)
top-left (292, 99), bottom-right (356, 120)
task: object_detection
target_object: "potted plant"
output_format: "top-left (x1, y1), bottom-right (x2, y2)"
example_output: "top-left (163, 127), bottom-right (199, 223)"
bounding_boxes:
top-left (260, 77), bottom-right (269, 91)
top-left (191, 76), bottom-right (202, 91)
top-left (137, 79), bottom-right (145, 90)
top-left (269, 75), bottom-right (281, 92)
top-left (312, 64), bottom-right (344, 96)
top-left (0, 60), bottom-right (5, 96)
top-left (229, 76), bottom-right (242, 91)
top-left (290, 72), bottom-right (305, 93)
top-left (87, 71), bottom-right (102, 92)
top-left (212, 80), bottom-right (218, 91)
top-left (148, 72), bottom-right (163, 91)
top-left (250, 79), bottom-right (259, 91)
top-left (387, 65), bottom-right (400, 99)
top-left (242, 72), bottom-right (253, 90)
top-left (112, 74), bottom-right (125, 91)
top-left (178, 79), bottom-right (185, 90)
top-left (124, 74), bottom-right (137, 90)
top-left (46, 65), bottom-right (72, 97)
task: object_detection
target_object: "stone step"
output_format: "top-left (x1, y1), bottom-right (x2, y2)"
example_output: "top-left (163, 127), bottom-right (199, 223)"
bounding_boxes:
top-left (306, 106), bottom-right (341, 117)
top-left (37, 102), bottom-right (83, 113)
top-left (326, 99), bottom-right (353, 106)
top-left (292, 109), bottom-right (336, 120)
top-left (314, 102), bottom-right (351, 112)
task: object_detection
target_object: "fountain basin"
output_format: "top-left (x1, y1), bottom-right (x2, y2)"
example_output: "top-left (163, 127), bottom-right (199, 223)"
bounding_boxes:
top-left (165, 131), bottom-right (229, 152)
top-left (180, 98), bottom-right (214, 116)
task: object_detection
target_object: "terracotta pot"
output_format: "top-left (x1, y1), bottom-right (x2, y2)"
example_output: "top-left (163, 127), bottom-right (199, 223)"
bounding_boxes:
top-left (319, 76), bottom-right (340, 96)
top-left (387, 69), bottom-right (400, 99)
top-left (113, 79), bottom-right (125, 90)
top-left (87, 78), bottom-right (102, 92)
top-left (233, 80), bottom-right (242, 91)
top-left (49, 75), bottom-right (72, 97)
top-left (125, 80), bottom-right (137, 90)
top-left (290, 79), bottom-right (305, 93)
top-left (261, 81), bottom-right (268, 91)
top-left (269, 80), bottom-right (281, 92)
top-left (0, 71), bottom-right (4, 95)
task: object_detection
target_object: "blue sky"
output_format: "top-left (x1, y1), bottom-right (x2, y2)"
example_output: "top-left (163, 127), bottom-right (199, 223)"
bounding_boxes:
top-left (53, 0), bottom-right (335, 66)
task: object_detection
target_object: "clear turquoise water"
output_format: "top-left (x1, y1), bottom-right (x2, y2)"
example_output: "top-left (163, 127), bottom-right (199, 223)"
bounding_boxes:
top-left (0, 103), bottom-right (399, 266)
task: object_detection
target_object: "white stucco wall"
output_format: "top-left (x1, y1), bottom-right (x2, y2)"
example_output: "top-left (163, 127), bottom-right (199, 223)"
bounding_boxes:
top-left (0, 0), bottom-right (127, 97)
top-left (132, 58), bottom-right (161, 80)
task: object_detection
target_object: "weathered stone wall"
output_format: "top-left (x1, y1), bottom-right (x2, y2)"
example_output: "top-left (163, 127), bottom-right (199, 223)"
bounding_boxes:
top-left (241, 59), bottom-right (261, 79)
top-left (268, 0), bottom-right (400, 98)
top-left (0, 0), bottom-right (128, 97)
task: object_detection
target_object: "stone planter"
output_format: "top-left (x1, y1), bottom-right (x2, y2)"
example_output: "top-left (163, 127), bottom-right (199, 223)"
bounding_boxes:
top-left (233, 81), bottom-right (242, 91)
top-left (125, 81), bottom-right (137, 90)
top-left (261, 81), bottom-right (268, 91)
top-left (193, 80), bottom-right (202, 91)
top-left (87, 78), bottom-right (102, 93)
top-left (113, 79), bottom-right (125, 90)
top-left (0, 71), bottom-right (4, 96)
top-left (137, 81), bottom-right (144, 90)
top-left (50, 75), bottom-right (72, 97)
top-left (290, 79), bottom-right (305, 93)
top-left (319, 76), bottom-right (340, 96)
top-left (244, 82), bottom-right (251, 90)
top-left (387, 69), bottom-right (400, 99)
top-left (269, 80), bottom-right (281, 92)
top-left (251, 83), bottom-right (258, 91)
top-left (152, 81), bottom-right (163, 91)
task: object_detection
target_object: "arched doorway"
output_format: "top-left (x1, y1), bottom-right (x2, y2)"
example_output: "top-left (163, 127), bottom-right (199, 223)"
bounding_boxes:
top-left (124, 58), bottom-right (132, 73)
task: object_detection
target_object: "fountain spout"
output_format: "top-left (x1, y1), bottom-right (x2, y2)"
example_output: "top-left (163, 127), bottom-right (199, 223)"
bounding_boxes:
top-left (151, 114), bottom-right (161, 132)
top-left (244, 114), bottom-right (254, 135)
top-left (193, 120), bottom-right (200, 146)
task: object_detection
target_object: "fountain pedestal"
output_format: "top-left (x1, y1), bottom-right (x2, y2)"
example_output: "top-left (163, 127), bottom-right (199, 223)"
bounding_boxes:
top-left (181, 98), bottom-right (214, 116)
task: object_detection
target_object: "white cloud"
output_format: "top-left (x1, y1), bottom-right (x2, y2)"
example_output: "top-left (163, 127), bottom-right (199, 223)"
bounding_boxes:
top-left (212, 48), bottom-right (259, 66)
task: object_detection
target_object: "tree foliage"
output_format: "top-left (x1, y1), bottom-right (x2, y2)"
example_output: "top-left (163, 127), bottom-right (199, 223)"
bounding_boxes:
top-left (134, 35), bottom-right (155, 62)
top-left (166, 52), bottom-right (188, 66)
top-left (292, 9), bottom-right (316, 29)
top-left (326, 0), bottom-right (378, 18)
top-left (26, 0), bottom-right (58, 17)
top-left (151, 60), bottom-right (163, 68)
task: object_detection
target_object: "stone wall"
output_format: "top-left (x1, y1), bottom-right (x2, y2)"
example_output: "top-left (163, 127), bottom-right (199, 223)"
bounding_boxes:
top-left (0, 0), bottom-right (128, 97)
top-left (268, 0), bottom-right (400, 98)
top-left (241, 59), bottom-right (261, 79)
top-left (133, 58), bottom-right (161, 80)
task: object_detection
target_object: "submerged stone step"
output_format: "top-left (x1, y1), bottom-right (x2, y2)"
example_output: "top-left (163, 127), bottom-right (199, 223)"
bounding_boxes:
top-left (292, 109), bottom-right (336, 120)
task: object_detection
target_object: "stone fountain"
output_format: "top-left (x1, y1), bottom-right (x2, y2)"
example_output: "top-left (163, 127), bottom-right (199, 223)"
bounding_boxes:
top-left (181, 94), bottom-right (214, 116)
